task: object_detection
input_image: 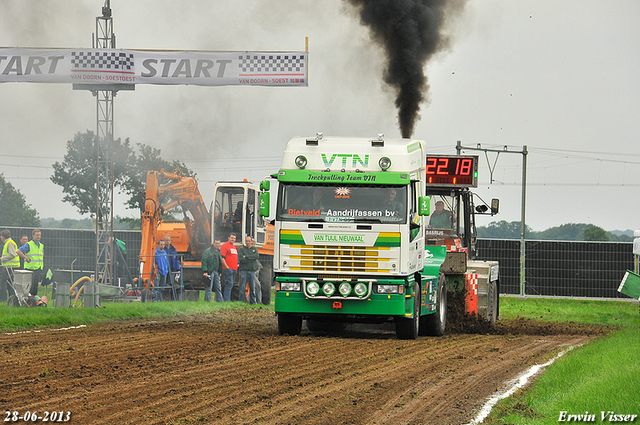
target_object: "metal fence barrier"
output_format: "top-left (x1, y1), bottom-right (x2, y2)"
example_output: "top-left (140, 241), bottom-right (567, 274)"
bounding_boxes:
top-left (2, 226), bottom-right (141, 284)
top-left (477, 239), bottom-right (633, 299)
top-left (1, 227), bottom-right (634, 299)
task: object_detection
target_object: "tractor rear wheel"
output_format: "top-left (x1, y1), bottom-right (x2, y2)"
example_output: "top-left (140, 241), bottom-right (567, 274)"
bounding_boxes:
top-left (487, 279), bottom-right (499, 325)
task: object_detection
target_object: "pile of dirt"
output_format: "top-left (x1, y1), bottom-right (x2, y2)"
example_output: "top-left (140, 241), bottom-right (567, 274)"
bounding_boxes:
top-left (494, 317), bottom-right (612, 336)
top-left (445, 289), bottom-right (610, 337)
top-left (445, 288), bottom-right (496, 334)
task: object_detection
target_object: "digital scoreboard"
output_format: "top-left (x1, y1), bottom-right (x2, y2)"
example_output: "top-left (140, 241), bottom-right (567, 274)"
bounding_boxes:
top-left (426, 155), bottom-right (478, 187)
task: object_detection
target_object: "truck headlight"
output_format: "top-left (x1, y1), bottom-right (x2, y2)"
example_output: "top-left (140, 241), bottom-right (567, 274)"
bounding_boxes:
top-left (322, 282), bottom-right (336, 296)
top-left (338, 282), bottom-right (352, 297)
top-left (295, 155), bottom-right (308, 169)
top-left (280, 281), bottom-right (301, 292)
top-left (376, 284), bottom-right (401, 294)
top-left (306, 281), bottom-right (320, 295)
top-left (379, 157), bottom-right (391, 171)
top-left (354, 283), bottom-right (368, 297)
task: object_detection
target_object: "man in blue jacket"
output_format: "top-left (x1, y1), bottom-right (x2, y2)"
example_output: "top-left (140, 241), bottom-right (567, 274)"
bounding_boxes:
top-left (155, 240), bottom-right (169, 288)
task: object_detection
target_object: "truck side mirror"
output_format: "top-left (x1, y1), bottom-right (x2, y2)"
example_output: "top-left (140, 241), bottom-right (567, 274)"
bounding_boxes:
top-left (260, 180), bottom-right (270, 191)
top-left (491, 198), bottom-right (500, 215)
top-left (418, 196), bottom-right (430, 216)
top-left (259, 192), bottom-right (270, 217)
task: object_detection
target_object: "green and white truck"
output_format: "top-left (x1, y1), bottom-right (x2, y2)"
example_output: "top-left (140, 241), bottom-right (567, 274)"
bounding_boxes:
top-left (259, 134), bottom-right (499, 339)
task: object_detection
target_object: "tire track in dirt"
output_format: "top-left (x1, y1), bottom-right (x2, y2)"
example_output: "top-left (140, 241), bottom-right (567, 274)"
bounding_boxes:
top-left (367, 336), bottom-right (591, 425)
top-left (0, 309), bottom-right (604, 425)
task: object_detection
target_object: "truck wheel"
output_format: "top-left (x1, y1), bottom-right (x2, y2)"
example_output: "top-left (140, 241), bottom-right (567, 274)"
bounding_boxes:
top-left (230, 272), bottom-right (241, 301)
top-left (261, 283), bottom-right (271, 305)
top-left (231, 282), bottom-right (240, 301)
top-left (259, 264), bottom-right (272, 305)
top-left (487, 279), bottom-right (499, 325)
top-left (278, 314), bottom-right (302, 336)
top-left (421, 272), bottom-right (447, 336)
top-left (395, 283), bottom-right (420, 340)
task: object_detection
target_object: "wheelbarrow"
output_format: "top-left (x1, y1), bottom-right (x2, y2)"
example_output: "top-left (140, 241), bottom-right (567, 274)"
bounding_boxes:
top-left (7, 269), bottom-right (47, 307)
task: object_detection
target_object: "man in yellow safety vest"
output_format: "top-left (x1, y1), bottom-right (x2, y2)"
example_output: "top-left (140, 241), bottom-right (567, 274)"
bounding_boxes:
top-left (0, 229), bottom-right (20, 302)
top-left (18, 229), bottom-right (44, 296)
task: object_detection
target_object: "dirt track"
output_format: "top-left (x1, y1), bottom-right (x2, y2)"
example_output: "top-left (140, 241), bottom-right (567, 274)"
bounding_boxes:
top-left (0, 308), bottom-right (604, 425)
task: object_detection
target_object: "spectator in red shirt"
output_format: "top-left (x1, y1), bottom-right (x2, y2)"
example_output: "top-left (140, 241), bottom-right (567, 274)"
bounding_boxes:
top-left (220, 233), bottom-right (238, 302)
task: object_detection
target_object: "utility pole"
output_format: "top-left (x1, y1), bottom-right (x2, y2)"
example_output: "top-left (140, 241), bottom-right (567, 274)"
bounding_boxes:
top-left (94, 1), bottom-right (115, 285)
top-left (457, 141), bottom-right (528, 297)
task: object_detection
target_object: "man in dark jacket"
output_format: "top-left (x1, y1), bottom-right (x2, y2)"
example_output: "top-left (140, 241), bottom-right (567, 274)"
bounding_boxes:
top-left (163, 235), bottom-right (181, 294)
top-left (238, 236), bottom-right (259, 304)
top-left (202, 239), bottom-right (223, 302)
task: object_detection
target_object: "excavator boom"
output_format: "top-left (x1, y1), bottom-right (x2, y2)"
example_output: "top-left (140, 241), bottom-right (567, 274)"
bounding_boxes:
top-left (139, 170), bottom-right (212, 286)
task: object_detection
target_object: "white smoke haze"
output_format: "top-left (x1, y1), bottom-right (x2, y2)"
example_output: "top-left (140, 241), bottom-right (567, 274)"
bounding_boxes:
top-left (1, 0), bottom-right (639, 232)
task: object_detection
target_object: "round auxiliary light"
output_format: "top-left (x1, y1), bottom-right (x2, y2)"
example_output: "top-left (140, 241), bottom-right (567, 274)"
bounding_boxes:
top-left (295, 155), bottom-right (308, 169)
top-left (354, 283), bottom-right (368, 297)
top-left (379, 156), bottom-right (391, 171)
top-left (338, 282), bottom-right (352, 297)
top-left (322, 282), bottom-right (336, 297)
top-left (307, 281), bottom-right (320, 296)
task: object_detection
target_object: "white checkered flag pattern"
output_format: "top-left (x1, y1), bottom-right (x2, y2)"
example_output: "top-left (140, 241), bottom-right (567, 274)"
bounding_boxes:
top-left (238, 54), bottom-right (305, 73)
top-left (72, 51), bottom-right (134, 71)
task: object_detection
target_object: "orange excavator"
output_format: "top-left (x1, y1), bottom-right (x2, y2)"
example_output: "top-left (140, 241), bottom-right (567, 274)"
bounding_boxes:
top-left (139, 169), bottom-right (211, 290)
top-left (139, 170), bottom-right (274, 302)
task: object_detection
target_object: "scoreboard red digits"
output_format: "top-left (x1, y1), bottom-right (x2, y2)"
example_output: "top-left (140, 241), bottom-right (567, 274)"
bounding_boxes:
top-left (425, 155), bottom-right (478, 187)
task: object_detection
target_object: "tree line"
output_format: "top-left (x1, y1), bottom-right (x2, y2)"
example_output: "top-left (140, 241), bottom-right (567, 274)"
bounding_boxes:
top-left (477, 220), bottom-right (634, 242)
top-left (0, 130), bottom-right (192, 229)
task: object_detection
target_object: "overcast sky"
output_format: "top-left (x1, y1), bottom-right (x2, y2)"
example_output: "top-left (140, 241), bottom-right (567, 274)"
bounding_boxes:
top-left (1, 0), bottom-right (639, 233)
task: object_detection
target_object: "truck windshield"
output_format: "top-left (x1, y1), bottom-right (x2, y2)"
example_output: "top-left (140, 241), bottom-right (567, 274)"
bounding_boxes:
top-left (427, 195), bottom-right (457, 231)
top-left (277, 183), bottom-right (407, 224)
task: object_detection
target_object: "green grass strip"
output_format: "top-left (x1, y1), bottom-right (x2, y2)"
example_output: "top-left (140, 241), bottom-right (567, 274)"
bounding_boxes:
top-left (484, 297), bottom-right (640, 424)
top-left (500, 296), bottom-right (639, 327)
top-left (0, 301), bottom-right (271, 333)
top-left (485, 326), bottom-right (640, 424)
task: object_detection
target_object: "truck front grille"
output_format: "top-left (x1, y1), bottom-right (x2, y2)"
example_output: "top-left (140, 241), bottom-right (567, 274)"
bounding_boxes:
top-left (281, 245), bottom-right (399, 273)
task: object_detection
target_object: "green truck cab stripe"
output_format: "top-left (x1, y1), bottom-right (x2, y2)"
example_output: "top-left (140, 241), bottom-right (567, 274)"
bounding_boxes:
top-left (373, 234), bottom-right (400, 247)
top-left (277, 169), bottom-right (410, 185)
top-left (279, 231), bottom-right (306, 245)
top-left (279, 230), bottom-right (401, 248)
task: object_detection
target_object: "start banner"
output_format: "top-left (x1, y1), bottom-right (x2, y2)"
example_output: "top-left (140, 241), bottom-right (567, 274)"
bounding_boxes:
top-left (0, 48), bottom-right (308, 87)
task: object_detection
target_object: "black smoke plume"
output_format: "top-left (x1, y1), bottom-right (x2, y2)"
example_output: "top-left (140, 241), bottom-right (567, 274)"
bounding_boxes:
top-left (346, 0), bottom-right (465, 138)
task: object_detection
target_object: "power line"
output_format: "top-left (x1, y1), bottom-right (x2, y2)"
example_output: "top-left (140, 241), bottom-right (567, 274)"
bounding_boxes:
top-left (0, 163), bottom-right (53, 169)
top-left (530, 146), bottom-right (640, 158)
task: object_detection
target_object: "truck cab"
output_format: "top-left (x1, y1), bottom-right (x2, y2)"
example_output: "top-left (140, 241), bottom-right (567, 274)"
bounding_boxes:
top-left (261, 136), bottom-right (501, 338)
top-left (212, 181), bottom-right (275, 303)
top-left (212, 181), bottom-right (266, 247)
top-left (262, 134), bottom-right (447, 339)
